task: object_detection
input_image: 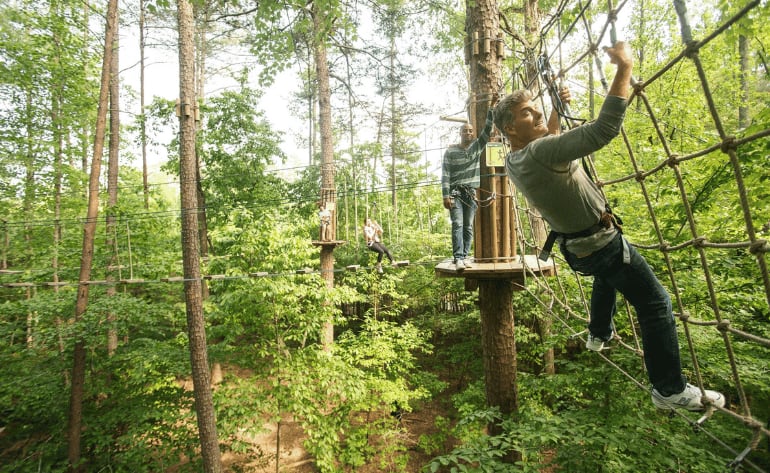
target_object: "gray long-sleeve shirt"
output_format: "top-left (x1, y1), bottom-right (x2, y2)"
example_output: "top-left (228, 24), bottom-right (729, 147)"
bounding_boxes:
top-left (505, 95), bottom-right (628, 255)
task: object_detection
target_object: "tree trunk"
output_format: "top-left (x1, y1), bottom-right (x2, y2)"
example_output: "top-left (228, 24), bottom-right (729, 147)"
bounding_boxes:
top-left (194, 3), bottom-right (210, 300)
top-left (80, 1), bottom-right (90, 174)
top-left (67, 0), bottom-right (118, 468)
top-left (106, 27), bottom-right (119, 356)
top-left (177, 0), bottom-right (222, 471)
top-left (50, 0), bottom-right (63, 288)
top-left (738, 34), bottom-right (749, 128)
top-left (312, 3), bottom-right (336, 349)
top-left (389, 33), bottom-right (397, 218)
top-left (478, 280), bottom-right (519, 464)
top-left (467, 0), bottom-right (523, 462)
top-left (344, 54), bottom-right (359, 243)
top-left (466, 2), bottom-right (519, 459)
top-left (479, 281), bottom-right (517, 408)
top-left (1, 221), bottom-right (7, 269)
top-left (140, 0), bottom-right (149, 209)
top-left (24, 85), bottom-right (34, 347)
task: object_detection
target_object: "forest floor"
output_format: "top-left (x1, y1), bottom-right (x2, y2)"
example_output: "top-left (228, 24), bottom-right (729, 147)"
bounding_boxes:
top-left (218, 387), bottom-right (450, 473)
top-left (208, 360), bottom-right (456, 473)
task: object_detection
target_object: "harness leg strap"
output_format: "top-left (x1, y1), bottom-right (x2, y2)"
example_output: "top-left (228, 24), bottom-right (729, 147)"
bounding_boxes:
top-left (539, 231), bottom-right (558, 261)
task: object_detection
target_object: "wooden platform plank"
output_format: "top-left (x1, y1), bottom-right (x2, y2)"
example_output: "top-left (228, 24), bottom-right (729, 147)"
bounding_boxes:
top-left (434, 255), bottom-right (556, 282)
top-left (311, 240), bottom-right (347, 248)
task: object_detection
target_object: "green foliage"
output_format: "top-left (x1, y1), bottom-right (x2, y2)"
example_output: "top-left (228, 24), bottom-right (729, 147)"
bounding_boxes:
top-left (0, 290), bottom-right (195, 472)
top-left (271, 344), bottom-right (413, 473)
top-left (0, 0), bottom-right (768, 471)
top-left (425, 360), bottom-right (756, 472)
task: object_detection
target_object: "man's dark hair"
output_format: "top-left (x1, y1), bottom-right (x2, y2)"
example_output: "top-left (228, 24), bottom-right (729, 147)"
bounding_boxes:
top-left (493, 89), bottom-right (534, 132)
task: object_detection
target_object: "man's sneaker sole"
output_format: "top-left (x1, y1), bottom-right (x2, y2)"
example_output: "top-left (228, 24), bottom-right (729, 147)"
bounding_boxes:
top-left (651, 385), bottom-right (726, 412)
top-left (586, 334), bottom-right (610, 352)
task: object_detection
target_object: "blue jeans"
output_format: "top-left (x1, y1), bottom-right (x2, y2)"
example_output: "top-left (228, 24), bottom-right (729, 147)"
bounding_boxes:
top-left (560, 233), bottom-right (687, 396)
top-left (449, 189), bottom-right (477, 260)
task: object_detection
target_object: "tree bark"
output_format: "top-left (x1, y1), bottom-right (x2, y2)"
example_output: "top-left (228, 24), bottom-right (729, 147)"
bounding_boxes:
top-left (140, 0), bottom-right (149, 209)
top-left (466, 2), bottom-right (519, 458)
top-left (738, 34), bottom-right (749, 128)
top-left (106, 27), bottom-right (119, 356)
top-left (312, 3), bottom-right (336, 349)
top-left (478, 280), bottom-right (518, 455)
top-left (389, 32), bottom-right (397, 218)
top-left (67, 0), bottom-right (118, 468)
top-left (194, 3), bottom-right (210, 300)
top-left (50, 0), bottom-right (63, 289)
top-left (177, 0), bottom-right (222, 471)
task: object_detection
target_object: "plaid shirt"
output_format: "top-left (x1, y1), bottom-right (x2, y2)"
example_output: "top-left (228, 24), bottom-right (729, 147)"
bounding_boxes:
top-left (441, 109), bottom-right (495, 198)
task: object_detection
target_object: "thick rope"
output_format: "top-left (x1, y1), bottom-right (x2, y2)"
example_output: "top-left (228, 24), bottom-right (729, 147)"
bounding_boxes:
top-left (501, 0), bottom-right (770, 469)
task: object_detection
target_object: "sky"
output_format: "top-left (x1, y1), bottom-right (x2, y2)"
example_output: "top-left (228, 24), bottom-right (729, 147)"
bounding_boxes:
top-left (118, 17), bottom-right (469, 187)
top-left (116, 2), bottom-right (636, 189)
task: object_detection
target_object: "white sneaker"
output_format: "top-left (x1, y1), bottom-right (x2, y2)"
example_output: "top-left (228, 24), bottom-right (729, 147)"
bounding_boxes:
top-left (463, 258), bottom-right (474, 269)
top-left (651, 383), bottom-right (726, 411)
top-left (585, 333), bottom-right (609, 351)
top-left (454, 259), bottom-right (465, 271)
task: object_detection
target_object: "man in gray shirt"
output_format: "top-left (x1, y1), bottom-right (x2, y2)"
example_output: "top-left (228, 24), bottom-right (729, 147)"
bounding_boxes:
top-left (493, 42), bottom-right (724, 412)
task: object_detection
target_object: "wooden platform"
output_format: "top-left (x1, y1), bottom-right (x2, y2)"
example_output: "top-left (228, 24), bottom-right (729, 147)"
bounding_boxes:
top-left (435, 254), bottom-right (556, 282)
top-left (311, 239), bottom-right (347, 248)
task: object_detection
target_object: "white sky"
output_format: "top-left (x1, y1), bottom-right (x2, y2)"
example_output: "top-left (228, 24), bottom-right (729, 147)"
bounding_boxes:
top-left (118, 20), bottom-right (468, 186)
top-left (116, 2), bottom-right (637, 187)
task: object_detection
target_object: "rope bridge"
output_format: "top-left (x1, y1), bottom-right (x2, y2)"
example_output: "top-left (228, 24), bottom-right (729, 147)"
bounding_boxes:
top-left (1, 0), bottom-right (767, 469)
top-left (497, 0), bottom-right (769, 470)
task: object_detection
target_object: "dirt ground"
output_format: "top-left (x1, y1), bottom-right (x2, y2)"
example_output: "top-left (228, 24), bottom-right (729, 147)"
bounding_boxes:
top-left (219, 397), bottom-right (447, 473)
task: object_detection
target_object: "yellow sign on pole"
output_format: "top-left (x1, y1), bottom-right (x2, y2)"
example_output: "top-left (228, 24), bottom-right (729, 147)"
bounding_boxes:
top-left (486, 142), bottom-right (505, 167)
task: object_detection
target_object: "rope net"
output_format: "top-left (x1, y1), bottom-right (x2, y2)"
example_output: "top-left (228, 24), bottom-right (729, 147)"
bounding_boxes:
top-left (1, 0), bottom-right (768, 469)
top-left (500, 0), bottom-right (769, 469)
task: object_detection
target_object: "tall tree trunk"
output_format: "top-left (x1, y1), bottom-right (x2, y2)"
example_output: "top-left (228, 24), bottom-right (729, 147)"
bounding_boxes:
top-left (466, 1), bottom-right (519, 461)
top-left (344, 54), bottom-right (359, 243)
top-left (67, 0), bottom-right (118, 468)
top-left (81, 1), bottom-right (90, 174)
top-left (194, 3), bottom-right (210, 299)
top-left (50, 0), bottom-right (63, 289)
top-left (312, 4), bottom-right (336, 349)
top-left (478, 279), bottom-right (519, 464)
top-left (24, 88), bottom-right (35, 347)
top-left (738, 34), bottom-right (749, 128)
top-left (389, 33), bottom-right (397, 218)
top-left (177, 1), bottom-right (222, 471)
top-left (106, 24), bottom-right (120, 356)
top-left (140, 0), bottom-right (149, 209)
top-left (1, 221), bottom-right (6, 269)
